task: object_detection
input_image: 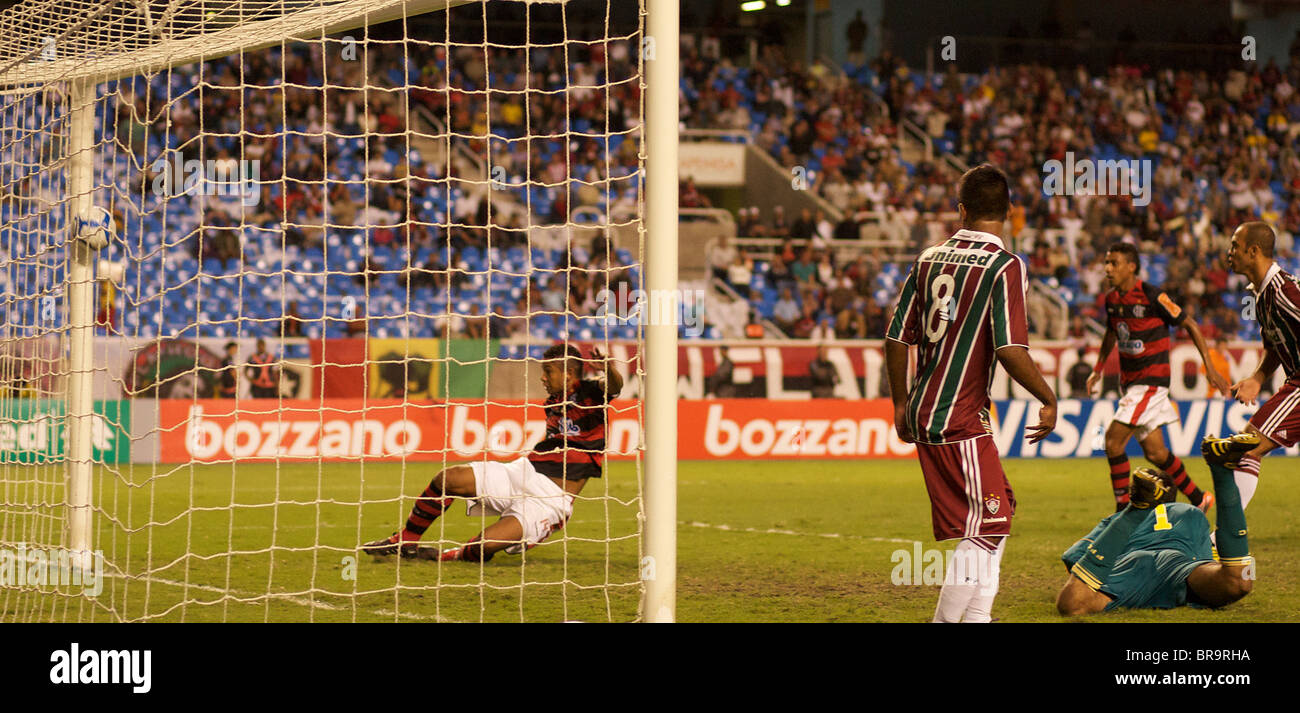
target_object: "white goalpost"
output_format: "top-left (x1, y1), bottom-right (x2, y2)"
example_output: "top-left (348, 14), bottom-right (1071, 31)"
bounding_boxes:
top-left (0, 0), bottom-right (676, 622)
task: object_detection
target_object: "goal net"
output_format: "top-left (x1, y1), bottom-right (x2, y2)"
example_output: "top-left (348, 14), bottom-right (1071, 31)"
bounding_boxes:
top-left (0, 0), bottom-right (657, 622)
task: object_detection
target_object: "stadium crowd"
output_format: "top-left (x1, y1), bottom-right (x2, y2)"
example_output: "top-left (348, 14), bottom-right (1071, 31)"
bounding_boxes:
top-left (686, 39), bottom-right (1300, 342)
top-left (85, 19), bottom-right (1300, 344)
top-left (101, 32), bottom-right (654, 342)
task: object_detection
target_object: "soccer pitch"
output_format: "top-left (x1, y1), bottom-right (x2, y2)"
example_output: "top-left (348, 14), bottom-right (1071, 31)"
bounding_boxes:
top-left (4, 458), bottom-right (1297, 622)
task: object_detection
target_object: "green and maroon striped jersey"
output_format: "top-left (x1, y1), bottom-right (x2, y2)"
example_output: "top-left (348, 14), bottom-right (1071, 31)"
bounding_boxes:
top-left (1253, 262), bottom-right (1300, 382)
top-left (885, 229), bottom-right (1029, 444)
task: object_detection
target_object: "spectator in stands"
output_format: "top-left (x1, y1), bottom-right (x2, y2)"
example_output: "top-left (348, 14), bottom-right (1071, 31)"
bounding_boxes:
top-left (813, 209), bottom-right (834, 247)
top-left (791, 248), bottom-right (817, 290)
top-left (1068, 349), bottom-right (1094, 399)
top-left (680, 176), bottom-right (711, 209)
top-left (541, 281), bottom-right (566, 313)
top-left (846, 11), bottom-right (869, 66)
top-left (737, 206), bottom-right (762, 237)
top-left (767, 255), bottom-right (794, 291)
top-left (1028, 241), bottom-right (1053, 280)
top-left (246, 339), bottom-right (278, 399)
top-left (834, 207), bottom-right (862, 241)
top-left (706, 347), bottom-right (737, 398)
top-left (710, 235), bottom-right (737, 283)
top-left (465, 304), bottom-right (488, 340)
top-left (219, 342), bottom-right (239, 399)
top-left (727, 253), bottom-right (753, 298)
top-left (809, 345), bottom-right (839, 398)
top-left (282, 301), bottom-right (304, 338)
top-left (95, 278), bottom-right (117, 334)
top-left (768, 205), bottom-right (790, 238)
top-left (778, 237), bottom-right (797, 263)
top-left (819, 170), bottom-right (854, 213)
top-left (809, 316), bottom-right (836, 342)
top-left (773, 288), bottom-right (800, 334)
top-left (835, 301), bottom-right (867, 339)
top-left (202, 208), bottom-right (241, 263)
top-left (792, 301), bottom-right (818, 339)
top-left (816, 251), bottom-right (835, 287)
top-left (479, 305), bottom-right (509, 340)
top-left (790, 208), bottom-right (816, 240)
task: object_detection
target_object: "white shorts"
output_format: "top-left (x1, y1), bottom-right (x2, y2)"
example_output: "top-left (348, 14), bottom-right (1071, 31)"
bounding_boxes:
top-left (1113, 384), bottom-right (1179, 441)
top-left (467, 457), bottom-right (574, 554)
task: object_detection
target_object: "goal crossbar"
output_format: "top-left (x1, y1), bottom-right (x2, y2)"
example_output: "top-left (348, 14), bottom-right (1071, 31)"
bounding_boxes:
top-left (0, 0), bottom-right (516, 87)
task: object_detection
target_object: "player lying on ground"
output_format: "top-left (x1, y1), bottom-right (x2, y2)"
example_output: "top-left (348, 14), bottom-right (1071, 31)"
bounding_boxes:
top-left (361, 344), bottom-right (622, 562)
top-left (1055, 433), bottom-right (1257, 616)
top-left (1221, 221), bottom-right (1300, 513)
top-left (1087, 241), bottom-right (1229, 512)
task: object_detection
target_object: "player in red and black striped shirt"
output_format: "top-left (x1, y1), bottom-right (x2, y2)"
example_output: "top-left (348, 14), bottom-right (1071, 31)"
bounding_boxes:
top-left (1222, 222), bottom-right (1300, 513)
top-left (1086, 242), bottom-right (1230, 511)
top-left (362, 344), bottom-right (622, 562)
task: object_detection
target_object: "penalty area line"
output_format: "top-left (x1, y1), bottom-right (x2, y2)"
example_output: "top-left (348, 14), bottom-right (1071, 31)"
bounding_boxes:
top-left (682, 521), bottom-right (917, 544)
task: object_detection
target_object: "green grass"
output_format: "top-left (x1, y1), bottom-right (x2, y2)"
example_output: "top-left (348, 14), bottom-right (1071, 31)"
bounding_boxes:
top-left (3, 458), bottom-right (1297, 622)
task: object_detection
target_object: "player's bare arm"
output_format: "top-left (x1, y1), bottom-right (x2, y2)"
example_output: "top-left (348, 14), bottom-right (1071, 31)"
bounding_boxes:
top-left (1184, 319), bottom-right (1231, 396)
top-left (1086, 327), bottom-right (1117, 397)
top-left (1233, 347), bottom-right (1279, 406)
top-left (883, 338), bottom-right (913, 443)
top-left (995, 345), bottom-right (1057, 443)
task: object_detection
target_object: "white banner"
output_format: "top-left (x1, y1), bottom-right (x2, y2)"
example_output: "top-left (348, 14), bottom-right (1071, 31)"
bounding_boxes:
top-left (678, 141), bottom-right (746, 186)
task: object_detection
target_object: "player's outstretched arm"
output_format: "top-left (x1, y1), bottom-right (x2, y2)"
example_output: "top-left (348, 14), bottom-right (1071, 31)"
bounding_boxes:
top-left (1232, 347), bottom-right (1279, 406)
top-left (1184, 320), bottom-right (1231, 396)
top-left (995, 345), bottom-right (1057, 443)
top-left (1086, 327), bottom-right (1116, 397)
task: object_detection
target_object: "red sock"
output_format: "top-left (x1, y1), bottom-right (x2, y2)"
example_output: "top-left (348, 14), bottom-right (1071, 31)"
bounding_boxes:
top-left (400, 481), bottom-right (454, 541)
top-left (1108, 454), bottom-right (1131, 508)
top-left (1158, 454), bottom-right (1205, 505)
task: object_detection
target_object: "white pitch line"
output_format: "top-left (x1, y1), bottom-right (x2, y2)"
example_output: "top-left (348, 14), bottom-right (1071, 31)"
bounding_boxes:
top-left (682, 521), bottom-right (918, 545)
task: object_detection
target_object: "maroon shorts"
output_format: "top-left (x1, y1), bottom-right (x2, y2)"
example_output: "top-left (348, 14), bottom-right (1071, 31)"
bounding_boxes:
top-left (1249, 379), bottom-right (1300, 448)
top-left (915, 435), bottom-right (1015, 543)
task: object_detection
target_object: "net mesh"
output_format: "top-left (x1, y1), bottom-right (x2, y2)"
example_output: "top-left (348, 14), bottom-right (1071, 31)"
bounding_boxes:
top-left (1, 0), bottom-right (648, 622)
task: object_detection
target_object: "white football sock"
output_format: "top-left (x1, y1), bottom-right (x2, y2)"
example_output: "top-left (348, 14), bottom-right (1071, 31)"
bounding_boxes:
top-left (932, 538), bottom-right (997, 623)
top-left (963, 537), bottom-right (1006, 623)
top-left (1234, 456), bottom-right (1260, 510)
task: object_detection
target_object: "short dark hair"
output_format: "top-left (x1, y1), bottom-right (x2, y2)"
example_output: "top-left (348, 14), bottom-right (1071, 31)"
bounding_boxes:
top-left (1107, 242), bottom-right (1140, 267)
top-left (543, 343), bottom-right (584, 377)
top-left (957, 164), bottom-right (1010, 222)
top-left (224, 341), bottom-right (238, 350)
top-left (1239, 221), bottom-right (1276, 258)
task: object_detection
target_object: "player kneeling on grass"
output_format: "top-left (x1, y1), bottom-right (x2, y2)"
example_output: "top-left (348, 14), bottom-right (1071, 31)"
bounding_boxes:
top-left (1055, 434), bottom-right (1258, 616)
top-left (361, 344), bottom-right (622, 563)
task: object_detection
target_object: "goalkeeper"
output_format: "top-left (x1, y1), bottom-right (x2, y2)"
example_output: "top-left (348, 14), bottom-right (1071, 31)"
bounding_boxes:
top-left (362, 344), bottom-right (622, 562)
top-left (1055, 434), bottom-right (1258, 615)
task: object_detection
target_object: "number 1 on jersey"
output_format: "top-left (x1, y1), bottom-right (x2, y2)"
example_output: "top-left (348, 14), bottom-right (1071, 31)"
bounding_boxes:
top-left (924, 273), bottom-right (956, 341)
top-left (1153, 504), bottom-right (1172, 531)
